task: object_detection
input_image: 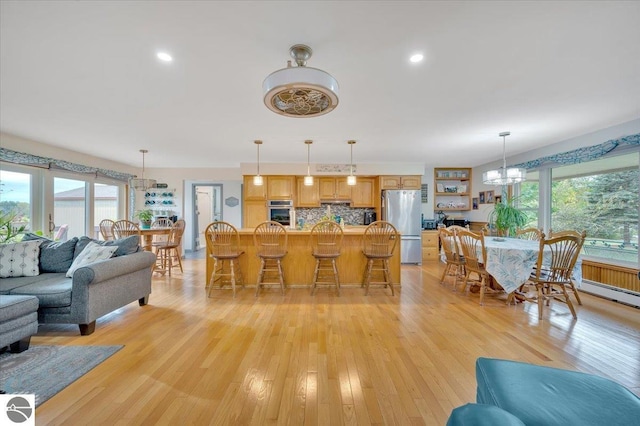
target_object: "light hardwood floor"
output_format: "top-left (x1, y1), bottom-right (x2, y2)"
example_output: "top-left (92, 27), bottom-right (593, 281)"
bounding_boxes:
top-left (32, 257), bottom-right (640, 425)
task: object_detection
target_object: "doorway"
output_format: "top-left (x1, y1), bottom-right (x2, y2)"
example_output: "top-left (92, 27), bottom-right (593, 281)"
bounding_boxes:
top-left (193, 184), bottom-right (222, 251)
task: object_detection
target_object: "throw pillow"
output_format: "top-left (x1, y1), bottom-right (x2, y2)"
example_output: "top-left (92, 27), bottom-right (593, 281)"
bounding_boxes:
top-left (74, 235), bottom-right (140, 259)
top-left (0, 240), bottom-right (41, 278)
top-left (66, 241), bottom-right (118, 278)
top-left (22, 233), bottom-right (79, 273)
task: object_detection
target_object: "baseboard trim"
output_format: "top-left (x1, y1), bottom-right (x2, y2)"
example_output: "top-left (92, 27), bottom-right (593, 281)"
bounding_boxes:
top-left (580, 280), bottom-right (640, 308)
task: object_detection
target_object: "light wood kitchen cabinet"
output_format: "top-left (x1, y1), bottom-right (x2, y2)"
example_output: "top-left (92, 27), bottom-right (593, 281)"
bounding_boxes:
top-left (295, 177), bottom-right (320, 207)
top-left (242, 200), bottom-right (267, 228)
top-left (380, 175), bottom-right (421, 190)
top-left (243, 175), bottom-right (266, 200)
top-left (319, 177), bottom-right (351, 200)
top-left (243, 200), bottom-right (267, 228)
top-left (351, 177), bottom-right (375, 207)
top-left (422, 230), bottom-right (439, 262)
top-left (267, 176), bottom-right (295, 200)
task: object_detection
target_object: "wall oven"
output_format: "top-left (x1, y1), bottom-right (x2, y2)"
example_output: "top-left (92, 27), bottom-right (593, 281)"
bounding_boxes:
top-left (267, 200), bottom-right (293, 226)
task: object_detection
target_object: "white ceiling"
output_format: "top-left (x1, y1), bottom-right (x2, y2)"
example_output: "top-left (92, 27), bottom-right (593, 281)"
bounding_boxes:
top-left (1, 1), bottom-right (639, 169)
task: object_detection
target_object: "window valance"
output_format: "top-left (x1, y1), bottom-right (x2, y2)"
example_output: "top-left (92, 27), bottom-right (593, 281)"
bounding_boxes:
top-left (0, 147), bottom-right (135, 182)
top-left (513, 133), bottom-right (639, 171)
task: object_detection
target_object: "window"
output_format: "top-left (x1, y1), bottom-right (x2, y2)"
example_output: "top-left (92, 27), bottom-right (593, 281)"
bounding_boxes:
top-left (52, 176), bottom-right (125, 240)
top-left (0, 169), bottom-right (32, 232)
top-left (519, 178), bottom-right (539, 229)
top-left (54, 177), bottom-right (87, 241)
top-left (94, 183), bottom-right (119, 239)
top-left (550, 152), bottom-right (639, 265)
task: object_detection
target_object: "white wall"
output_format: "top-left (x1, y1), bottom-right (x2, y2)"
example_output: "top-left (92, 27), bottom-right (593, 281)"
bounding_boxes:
top-left (239, 162), bottom-right (426, 176)
top-left (1, 132), bottom-right (139, 175)
top-left (466, 119), bottom-right (640, 223)
top-left (142, 168), bottom-right (243, 253)
top-left (183, 179), bottom-right (242, 252)
top-left (9, 118), bottom-right (638, 237)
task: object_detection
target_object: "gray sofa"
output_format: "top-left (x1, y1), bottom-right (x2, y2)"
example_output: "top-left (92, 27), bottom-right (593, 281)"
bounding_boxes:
top-left (0, 235), bottom-right (156, 335)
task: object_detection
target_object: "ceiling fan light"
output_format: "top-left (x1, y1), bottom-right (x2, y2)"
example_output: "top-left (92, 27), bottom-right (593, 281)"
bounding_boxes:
top-left (263, 45), bottom-right (339, 117)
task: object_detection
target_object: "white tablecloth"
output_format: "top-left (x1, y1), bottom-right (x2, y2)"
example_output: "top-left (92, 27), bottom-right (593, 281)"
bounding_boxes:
top-left (483, 237), bottom-right (582, 294)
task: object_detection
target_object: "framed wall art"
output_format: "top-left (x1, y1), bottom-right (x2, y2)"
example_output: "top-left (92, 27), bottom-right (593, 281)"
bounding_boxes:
top-left (486, 190), bottom-right (494, 203)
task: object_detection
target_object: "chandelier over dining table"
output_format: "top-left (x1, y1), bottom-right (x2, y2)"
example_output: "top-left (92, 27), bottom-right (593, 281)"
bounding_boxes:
top-left (482, 132), bottom-right (526, 186)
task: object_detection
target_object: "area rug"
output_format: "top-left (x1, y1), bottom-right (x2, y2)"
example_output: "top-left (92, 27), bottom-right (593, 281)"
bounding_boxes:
top-left (0, 345), bottom-right (123, 407)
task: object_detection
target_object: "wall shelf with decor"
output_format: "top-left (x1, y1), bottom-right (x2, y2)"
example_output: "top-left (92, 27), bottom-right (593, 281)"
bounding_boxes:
top-left (434, 168), bottom-right (472, 213)
top-left (144, 189), bottom-right (177, 212)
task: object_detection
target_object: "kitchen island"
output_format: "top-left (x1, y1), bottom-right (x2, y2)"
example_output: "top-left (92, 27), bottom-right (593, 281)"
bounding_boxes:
top-left (205, 226), bottom-right (401, 290)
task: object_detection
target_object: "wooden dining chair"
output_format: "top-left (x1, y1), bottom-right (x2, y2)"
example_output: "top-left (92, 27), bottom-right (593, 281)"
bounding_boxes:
top-left (150, 217), bottom-right (173, 248)
top-left (205, 221), bottom-right (245, 297)
top-left (522, 233), bottom-right (583, 320)
top-left (515, 227), bottom-right (544, 241)
top-left (112, 220), bottom-right (141, 244)
top-left (456, 229), bottom-right (493, 305)
top-left (254, 221), bottom-right (288, 296)
top-left (99, 219), bottom-right (116, 241)
top-left (309, 220), bottom-right (343, 296)
top-left (361, 221), bottom-right (398, 295)
top-left (438, 226), bottom-right (465, 290)
top-left (545, 229), bottom-right (587, 305)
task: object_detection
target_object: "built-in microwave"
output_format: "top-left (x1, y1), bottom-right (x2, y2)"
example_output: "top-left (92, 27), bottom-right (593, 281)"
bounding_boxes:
top-left (267, 200), bottom-right (293, 226)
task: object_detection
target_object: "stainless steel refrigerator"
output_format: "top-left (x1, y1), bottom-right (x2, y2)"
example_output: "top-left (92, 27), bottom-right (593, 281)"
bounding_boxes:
top-left (381, 189), bottom-right (422, 264)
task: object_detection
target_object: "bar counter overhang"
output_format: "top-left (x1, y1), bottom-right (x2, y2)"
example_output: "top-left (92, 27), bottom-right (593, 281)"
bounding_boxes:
top-left (205, 227), bottom-right (402, 289)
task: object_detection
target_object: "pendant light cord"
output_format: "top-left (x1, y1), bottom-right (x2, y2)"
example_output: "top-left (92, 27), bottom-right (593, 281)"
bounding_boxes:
top-left (305, 140), bottom-right (313, 177)
top-left (502, 134), bottom-right (507, 175)
top-left (350, 143), bottom-right (353, 175)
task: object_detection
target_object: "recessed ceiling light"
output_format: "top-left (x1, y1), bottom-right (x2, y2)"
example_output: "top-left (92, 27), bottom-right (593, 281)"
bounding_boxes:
top-left (157, 52), bottom-right (173, 63)
top-left (409, 53), bottom-right (424, 63)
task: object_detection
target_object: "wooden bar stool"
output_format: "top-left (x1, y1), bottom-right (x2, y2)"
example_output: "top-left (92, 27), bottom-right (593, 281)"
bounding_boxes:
top-left (254, 221), bottom-right (288, 296)
top-left (205, 221), bottom-right (245, 297)
top-left (154, 219), bottom-right (185, 276)
top-left (309, 220), bottom-right (343, 295)
top-left (361, 221), bottom-right (398, 295)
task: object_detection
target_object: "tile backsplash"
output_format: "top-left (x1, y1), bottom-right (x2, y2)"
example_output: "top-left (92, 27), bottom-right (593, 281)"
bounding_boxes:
top-left (295, 204), bottom-right (375, 226)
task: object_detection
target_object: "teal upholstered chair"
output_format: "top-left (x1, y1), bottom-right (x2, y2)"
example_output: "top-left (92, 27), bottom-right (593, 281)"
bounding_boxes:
top-left (449, 357), bottom-right (640, 426)
top-left (447, 403), bottom-right (525, 426)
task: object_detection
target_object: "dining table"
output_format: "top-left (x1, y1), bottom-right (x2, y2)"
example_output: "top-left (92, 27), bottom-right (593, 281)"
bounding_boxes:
top-left (137, 227), bottom-right (172, 252)
top-left (482, 236), bottom-right (582, 294)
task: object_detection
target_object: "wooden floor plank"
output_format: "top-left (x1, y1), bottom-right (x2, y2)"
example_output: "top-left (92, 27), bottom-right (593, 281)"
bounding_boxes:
top-left (28, 257), bottom-right (640, 424)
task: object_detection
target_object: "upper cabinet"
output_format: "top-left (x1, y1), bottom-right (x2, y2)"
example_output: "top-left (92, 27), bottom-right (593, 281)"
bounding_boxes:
top-left (351, 177), bottom-right (375, 207)
top-left (380, 175), bottom-right (421, 190)
top-left (267, 176), bottom-right (295, 200)
top-left (295, 178), bottom-right (320, 207)
top-left (243, 175), bottom-right (267, 200)
top-left (319, 177), bottom-right (351, 200)
top-left (434, 167), bottom-right (472, 211)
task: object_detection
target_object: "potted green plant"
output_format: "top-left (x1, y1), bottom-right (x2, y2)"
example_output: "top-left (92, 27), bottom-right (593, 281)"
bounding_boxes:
top-left (487, 196), bottom-right (528, 237)
top-left (135, 209), bottom-right (154, 229)
top-left (0, 210), bottom-right (26, 243)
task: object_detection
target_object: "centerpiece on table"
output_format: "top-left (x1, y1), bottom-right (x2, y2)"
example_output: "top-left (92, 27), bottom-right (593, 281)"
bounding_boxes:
top-left (135, 209), bottom-right (154, 229)
top-left (487, 196), bottom-right (528, 237)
